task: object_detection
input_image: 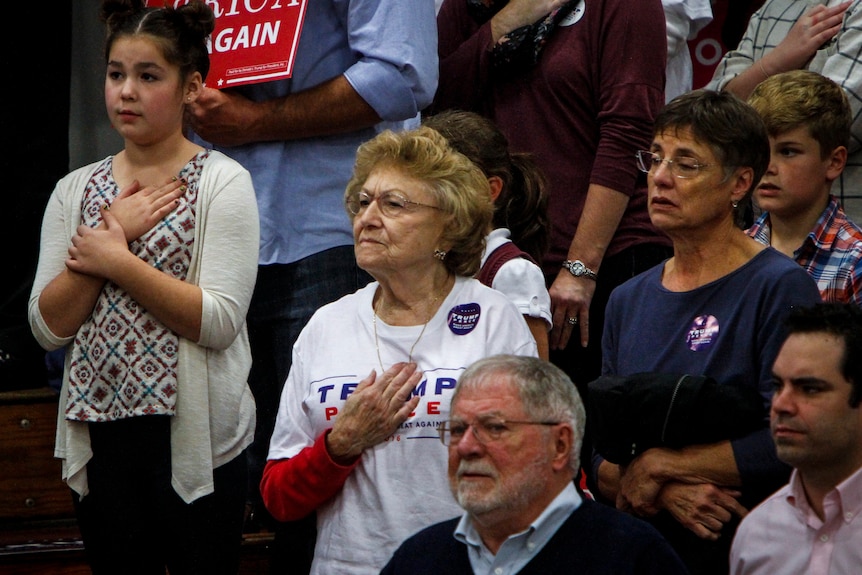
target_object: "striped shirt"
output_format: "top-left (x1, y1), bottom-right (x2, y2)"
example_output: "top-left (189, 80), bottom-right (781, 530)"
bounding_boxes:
top-left (747, 195), bottom-right (862, 304)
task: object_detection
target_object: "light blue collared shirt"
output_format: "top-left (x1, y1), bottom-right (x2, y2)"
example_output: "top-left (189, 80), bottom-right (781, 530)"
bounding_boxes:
top-left (196, 0), bottom-right (439, 266)
top-left (454, 482), bottom-right (582, 575)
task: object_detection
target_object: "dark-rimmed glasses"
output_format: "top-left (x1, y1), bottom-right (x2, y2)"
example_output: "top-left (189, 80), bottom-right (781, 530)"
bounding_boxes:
top-left (438, 416), bottom-right (559, 446)
top-left (636, 150), bottom-right (712, 179)
top-left (346, 190), bottom-right (442, 218)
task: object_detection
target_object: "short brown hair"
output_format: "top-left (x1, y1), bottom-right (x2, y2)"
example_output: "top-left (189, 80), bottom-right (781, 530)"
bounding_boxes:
top-left (748, 70), bottom-right (851, 159)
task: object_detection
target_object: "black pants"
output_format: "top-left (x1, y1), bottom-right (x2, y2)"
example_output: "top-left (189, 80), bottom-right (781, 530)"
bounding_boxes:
top-left (73, 416), bottom-right (248, 575)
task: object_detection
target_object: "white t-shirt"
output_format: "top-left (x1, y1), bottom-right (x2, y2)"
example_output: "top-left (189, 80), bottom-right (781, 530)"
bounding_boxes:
top-left (481, 228), bottom-right (552, 330)
top-left (663, 0), bottom-right (714, 101)
top-left (269, 276), bottom-right (538, 575)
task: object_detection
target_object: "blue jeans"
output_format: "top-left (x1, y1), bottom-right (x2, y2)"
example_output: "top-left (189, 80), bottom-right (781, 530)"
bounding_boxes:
top-left (246, 246), bottom-right (372, 571)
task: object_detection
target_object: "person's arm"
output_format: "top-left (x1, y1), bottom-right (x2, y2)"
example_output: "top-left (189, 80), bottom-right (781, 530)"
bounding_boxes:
top-left (488, 0), bottom-right (569, 43)
top-left (595, 457), bottom-right (621, 503)
top-left (821, 2), bottom-right (862, 155)
top-left (727, 265), bottom-right (820, 496)
top-left (187, 76), bottom-right (380, 147)
top-left (64, 207), bottom-right (204, 341)
top-left (717, 2), bottom-right (850, 99)
top-left (487, 255), bottom-right (552, 360)
top-left (525, 316), bottom-right (550, 360)
top-left (189, 0), bottom-right (438, 146)
top-left (657, 482), bottom-right (747, 541)
top-left (549, 185), bottom-right (628, 350)
top-left (191, 160), bottom-right (260, 349)
top-left (434, 0), bottom-right (492, 113)
top-left (434, 0), bottom-right (568, 113)
top-left (36, 269), bottom-right (104, 342)
top-left (35, 178), bottom-right (188, 340)
top-left (261, 431), bottom-right (361, 521)
top-left (615, 441), bottom-right (741, 515)
top-left (262, 363), bottom-right (422, 520)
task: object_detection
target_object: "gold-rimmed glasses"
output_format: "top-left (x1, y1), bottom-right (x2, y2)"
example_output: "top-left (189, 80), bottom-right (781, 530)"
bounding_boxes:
top-left (346, 190), bottom-right (443, 218)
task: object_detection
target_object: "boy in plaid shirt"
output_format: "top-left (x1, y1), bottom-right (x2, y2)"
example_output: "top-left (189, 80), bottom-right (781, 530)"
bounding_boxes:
top-left (747, 69), bottom-right (862, 304)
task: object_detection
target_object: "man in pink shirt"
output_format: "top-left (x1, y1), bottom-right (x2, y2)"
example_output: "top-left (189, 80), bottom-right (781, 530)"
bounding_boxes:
top-left (730, 303), bottom-right (862, 575)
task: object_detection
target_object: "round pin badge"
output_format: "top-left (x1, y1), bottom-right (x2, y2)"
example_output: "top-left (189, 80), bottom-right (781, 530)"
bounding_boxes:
top-left (448, 303), bottom-right (481, 335)
top-left (559, 0), bottom-right (585, 27)
top-left (686, 314), bottom-right (719, 351)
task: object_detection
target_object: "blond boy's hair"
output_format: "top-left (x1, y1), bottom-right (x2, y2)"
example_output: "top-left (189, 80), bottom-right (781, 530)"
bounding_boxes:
top-left (748, 70), bottom-right (851, 159)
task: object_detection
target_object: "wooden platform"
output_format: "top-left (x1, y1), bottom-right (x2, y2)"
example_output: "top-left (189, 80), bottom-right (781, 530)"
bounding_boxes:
top-left (0, 387), bottom-right (275, 573)
top-left (0, 523), bottom-right (275, 575)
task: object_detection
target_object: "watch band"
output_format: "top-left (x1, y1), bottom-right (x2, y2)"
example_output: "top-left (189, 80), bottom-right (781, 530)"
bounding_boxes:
top-left (562, 259), bottom-right (598, 280)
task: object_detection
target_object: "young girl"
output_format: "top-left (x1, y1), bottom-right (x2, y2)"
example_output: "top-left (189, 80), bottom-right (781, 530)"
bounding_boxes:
top-left (28, 1), bottom-right (259, 573)
top-left (424, 110), bottom-right (552, 358)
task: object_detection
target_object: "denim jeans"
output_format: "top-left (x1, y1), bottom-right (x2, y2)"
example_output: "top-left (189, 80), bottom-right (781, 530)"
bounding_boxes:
top-left (246, 245), bottom-right (372, 572)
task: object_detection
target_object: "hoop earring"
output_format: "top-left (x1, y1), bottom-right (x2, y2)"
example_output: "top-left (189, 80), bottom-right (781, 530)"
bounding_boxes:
top-left (732, 200), bottom-right (739, 209)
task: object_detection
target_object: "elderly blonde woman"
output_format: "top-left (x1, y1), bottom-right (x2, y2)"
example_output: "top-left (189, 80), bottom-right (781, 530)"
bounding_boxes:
top-left (261, 126), bottom-right (538, 575)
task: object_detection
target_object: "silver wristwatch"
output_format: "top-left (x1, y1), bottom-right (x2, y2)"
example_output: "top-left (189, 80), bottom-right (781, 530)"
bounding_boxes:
top-left (562, 259), bottom-right (597, 280)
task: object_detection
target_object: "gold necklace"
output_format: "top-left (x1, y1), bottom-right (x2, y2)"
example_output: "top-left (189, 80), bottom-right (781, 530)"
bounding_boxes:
top-left (372, 293), bottom-right (442, 372)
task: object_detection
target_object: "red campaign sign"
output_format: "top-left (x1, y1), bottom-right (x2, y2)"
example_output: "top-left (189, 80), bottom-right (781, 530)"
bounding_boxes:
top-left (145, 0), bottom-right (307, 88)
top-left (689, 0), bottom-right (729, 90)
top-left (689, 0), bottom-right (767, 90)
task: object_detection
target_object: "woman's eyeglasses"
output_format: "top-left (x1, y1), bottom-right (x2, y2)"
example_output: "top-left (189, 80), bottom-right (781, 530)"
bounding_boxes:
top-left (636, 150), bottom-right (712, 179)
top-left (346, 191), bottom-right (442, 218)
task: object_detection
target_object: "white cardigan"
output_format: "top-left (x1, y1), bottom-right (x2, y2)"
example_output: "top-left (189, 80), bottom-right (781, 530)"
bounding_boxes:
top-left (28, 151), bottom-right (259, 503)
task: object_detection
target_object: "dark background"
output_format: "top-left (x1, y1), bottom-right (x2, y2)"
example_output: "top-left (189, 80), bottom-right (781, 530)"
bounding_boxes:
top-left (1, 3), bottom-right (72, 388)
